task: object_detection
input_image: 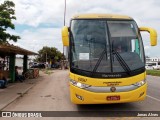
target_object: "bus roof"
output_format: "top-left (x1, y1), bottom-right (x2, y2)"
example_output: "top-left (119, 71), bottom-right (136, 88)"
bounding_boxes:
top-left (72, 14), bottom-right (133, 20)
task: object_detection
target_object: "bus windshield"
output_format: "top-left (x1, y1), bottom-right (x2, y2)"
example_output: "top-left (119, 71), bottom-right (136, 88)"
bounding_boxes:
top-left (70, 20), bottom-right (145, 77)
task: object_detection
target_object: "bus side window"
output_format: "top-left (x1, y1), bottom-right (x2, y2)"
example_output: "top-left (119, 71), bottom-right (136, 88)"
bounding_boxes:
top-left (131, 39), bottom-right (140, 55)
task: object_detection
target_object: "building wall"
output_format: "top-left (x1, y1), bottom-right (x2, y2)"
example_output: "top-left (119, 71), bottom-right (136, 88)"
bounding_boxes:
top-left (16, 57), bottom-right (31, 69)
top-left (146, 57), bottom-right (160, 62)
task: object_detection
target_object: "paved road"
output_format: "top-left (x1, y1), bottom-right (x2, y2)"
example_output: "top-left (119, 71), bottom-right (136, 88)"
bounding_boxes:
top-left (1, 70), bottom-right (160, 120)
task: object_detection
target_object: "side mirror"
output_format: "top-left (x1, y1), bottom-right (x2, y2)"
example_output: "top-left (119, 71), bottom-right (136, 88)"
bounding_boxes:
top-left (139, 27), bottom-right (157, 46)
top-left (62, 26), bottom-right (69, 46)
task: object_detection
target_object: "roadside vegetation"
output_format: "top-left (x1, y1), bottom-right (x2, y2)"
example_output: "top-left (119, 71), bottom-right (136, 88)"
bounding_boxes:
top-left (0, 0), bottom-right (20, 43)
top-left (40, 69), bottom-right (54, 75)
top-left (146, 70), bottom-right (160, 77)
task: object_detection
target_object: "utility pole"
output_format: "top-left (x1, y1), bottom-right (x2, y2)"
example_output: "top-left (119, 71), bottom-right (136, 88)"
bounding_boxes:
top-left (64, 0), bottom-right (66, 26)
top-left (62, 0), bottom-right (67, 70)
top-left (46, 52), bottom-right (47, 68)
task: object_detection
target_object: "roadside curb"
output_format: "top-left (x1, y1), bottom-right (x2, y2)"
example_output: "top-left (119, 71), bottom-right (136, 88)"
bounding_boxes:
top-left (0, 84), bottom-right (35, 111)
top-left (147, 75), bottom-right (160, 78)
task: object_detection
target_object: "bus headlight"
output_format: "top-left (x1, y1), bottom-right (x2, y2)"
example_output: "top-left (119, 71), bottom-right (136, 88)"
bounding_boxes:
top-left (70, 79), bottom-right (91, 89)
top-left (133, 80), bottom-right (146, 87)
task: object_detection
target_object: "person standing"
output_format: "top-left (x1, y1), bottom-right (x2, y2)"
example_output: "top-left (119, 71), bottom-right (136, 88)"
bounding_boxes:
top-left (15, 66), bottom-right (24, 82)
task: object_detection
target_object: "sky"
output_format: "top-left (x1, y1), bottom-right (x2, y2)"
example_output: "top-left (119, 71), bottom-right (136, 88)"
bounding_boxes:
top-left (0, 0), bottom-right (160, 57)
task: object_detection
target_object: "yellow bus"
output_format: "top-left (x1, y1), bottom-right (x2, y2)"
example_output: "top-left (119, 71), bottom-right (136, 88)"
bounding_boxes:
top-left (62, 14), bottom-right (157, 104)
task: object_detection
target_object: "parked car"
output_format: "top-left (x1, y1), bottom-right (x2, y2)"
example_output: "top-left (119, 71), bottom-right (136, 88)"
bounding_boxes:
top-left (146, 62), bottom-right (160, 70)
top-left (31, 63), bottom-right (45, 69)
top-left (151, 62), bottom-right (160, 70)
top-left (51, 62), bottom-right (60, 69)
top-left (145, 64), bottom-right (153, 70)
top-left (29, 62), bottom-right (38, 67)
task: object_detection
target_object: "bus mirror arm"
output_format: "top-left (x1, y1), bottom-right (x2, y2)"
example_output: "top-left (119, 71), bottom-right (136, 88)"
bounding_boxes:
top-left (62, 26), bottom-right (69, 46)
top-left (139, 27), bottom-right (157, 46)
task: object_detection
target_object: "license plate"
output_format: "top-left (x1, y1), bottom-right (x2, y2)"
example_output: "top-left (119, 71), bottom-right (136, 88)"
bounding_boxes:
top-left (106, 96), bottom-right (120, 101)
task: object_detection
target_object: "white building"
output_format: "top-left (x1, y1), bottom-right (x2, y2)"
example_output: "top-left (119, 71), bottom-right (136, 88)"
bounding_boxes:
top-left (16, 57), bottom-right (32, 69)
top-left (146, 57), bottom-right (160, 62)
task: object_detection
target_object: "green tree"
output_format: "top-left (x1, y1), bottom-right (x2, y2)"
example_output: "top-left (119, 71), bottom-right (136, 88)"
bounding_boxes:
top-left (0, 0), bottom-right (20, 43)
top-left (36, 46), bottom-right (64, 63)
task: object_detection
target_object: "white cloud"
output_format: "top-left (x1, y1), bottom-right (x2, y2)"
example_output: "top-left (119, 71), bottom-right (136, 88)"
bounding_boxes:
top-left (1, 0), bottom-right (159, 28)
top-left (1, 0), bottom-right (160, 57)
top-left (10, 28), bottom-right (63, 53)
top-left (24, 28), bottom-right (62, 51)
top-left (11, 0), bottom-right (160, 28)
top-left (12, 0), bottom-right (160, 29)
top-left (13, 0), bottom-right (64, 27)
top-left (144, 46), bottom-right (151, 50)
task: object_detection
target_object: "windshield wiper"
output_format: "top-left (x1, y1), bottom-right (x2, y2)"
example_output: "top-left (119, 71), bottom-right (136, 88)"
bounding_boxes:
top-left (91, 49), bottom-right (106, 75)
top-left (112, 49), bottom-right (131, 75)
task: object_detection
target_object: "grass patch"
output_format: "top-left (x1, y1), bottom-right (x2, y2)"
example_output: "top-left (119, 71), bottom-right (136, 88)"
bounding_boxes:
top-left (44, 68), bottom-right (54, 75)
top-left (146, 70), bottom-right (160, 77)
top-left (39, 68), bottom-right (54, 75)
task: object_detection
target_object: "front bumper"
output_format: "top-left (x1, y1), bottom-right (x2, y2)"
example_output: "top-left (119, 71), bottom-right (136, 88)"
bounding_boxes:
top-left (70, 83), bottom-right (147, 104)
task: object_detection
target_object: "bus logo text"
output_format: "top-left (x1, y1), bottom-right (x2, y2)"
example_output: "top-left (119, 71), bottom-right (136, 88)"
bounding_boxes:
top-left (78, 77), bottom-right (87, 82)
